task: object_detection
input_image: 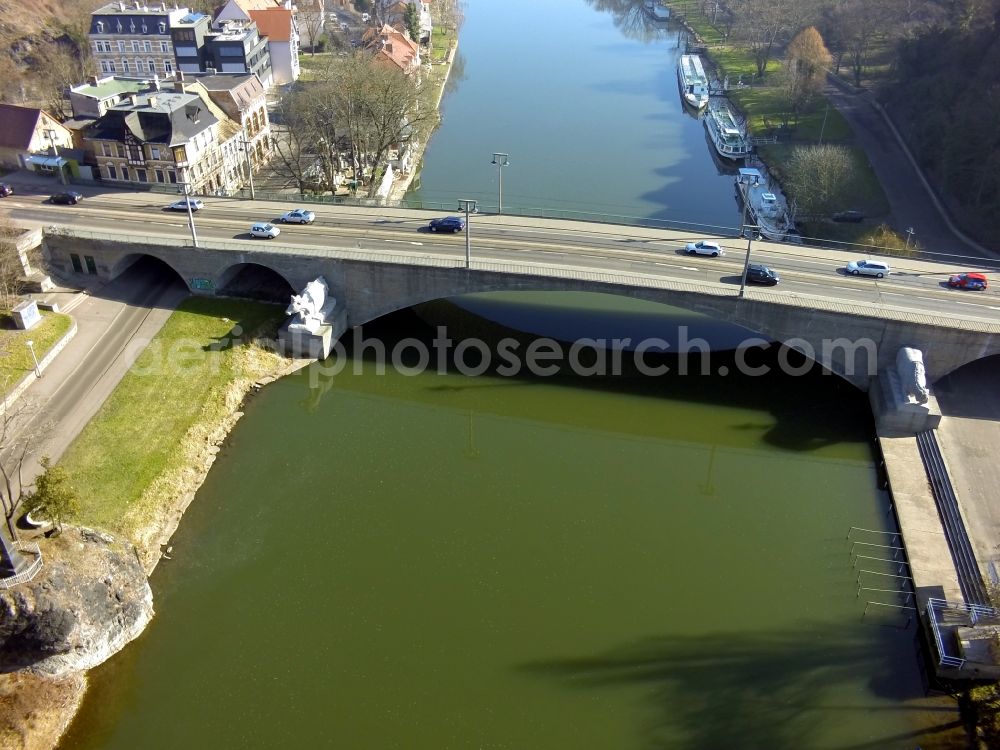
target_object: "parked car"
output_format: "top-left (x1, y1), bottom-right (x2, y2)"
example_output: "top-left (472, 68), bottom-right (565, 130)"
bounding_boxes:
top-left (0, 183), bottom-right (12, 197)
top-left (168, 197), bottom-right (204, 211)
top-left (746, 263), bottom-right (780, 285)
top-left (685, 240), bottom-right (724, 257)
top-left (947, 272), bottom-right (988, 290)
top-left (832, 210), bottom-right (864, 223)
top-left (846, 259), bottom-right (890, 278)
top-left (49, 190), bottom-right (83, 205)
top-left (250, 222), bottom-right (280, 239)
top-left (428, 215), bottom-right (465, 233)
top-left (279, 209), bottom-right (315, 224)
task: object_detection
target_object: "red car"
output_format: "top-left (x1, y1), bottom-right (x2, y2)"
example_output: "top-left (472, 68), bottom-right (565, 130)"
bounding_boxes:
top-left (947, 272), bottom-right (988, 290)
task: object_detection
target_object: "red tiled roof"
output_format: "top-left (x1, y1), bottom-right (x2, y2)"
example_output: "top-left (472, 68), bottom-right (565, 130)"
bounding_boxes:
top-left (250, 7), bottom-right (293, 42)
top-left (0, 103), bottom-right (43, 151)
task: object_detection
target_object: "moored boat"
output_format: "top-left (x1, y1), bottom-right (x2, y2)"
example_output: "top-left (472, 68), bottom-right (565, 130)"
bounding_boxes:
top-left (677, 54), bottom-right (709, 110)
top-left (735, 167), bottom-right (794, 241)
top-left (705, 102), bottom-right (752, 161)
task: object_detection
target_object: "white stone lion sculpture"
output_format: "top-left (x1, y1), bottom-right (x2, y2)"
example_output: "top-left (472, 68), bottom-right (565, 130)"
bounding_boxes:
top-left (896, 347), bottom-right (930, 404)
top-left (286, 277), bottom-right (336, 334)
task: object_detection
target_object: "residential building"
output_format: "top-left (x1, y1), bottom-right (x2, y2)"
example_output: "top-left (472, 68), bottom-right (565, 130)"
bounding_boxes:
top-left (173, 12), bottom-right (273, 86)
top-left (363, 23), bottom-right (421, 75)
top-left (89, 1), bottom-right (191, 77)
top-left (68, 76), bottom-right (151, 119)
top-left (182, 72), bottom-right (272, 175)
top-left (84, 87), bottom-right (230, 194)
top-left (296, 0), bottom-right (325, 51)
top-left (0, 104), bottom-right (74, 172)
top-left (215, 0), bottom-right (300, 84)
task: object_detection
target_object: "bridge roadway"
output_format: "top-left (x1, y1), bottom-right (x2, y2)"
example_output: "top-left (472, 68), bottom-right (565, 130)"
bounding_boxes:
top-left (4, 187), bottom-right (1000, 329)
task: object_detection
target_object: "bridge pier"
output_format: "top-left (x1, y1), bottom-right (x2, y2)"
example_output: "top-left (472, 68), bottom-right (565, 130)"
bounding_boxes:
top-left (869, 348), bottom-right (942, 435)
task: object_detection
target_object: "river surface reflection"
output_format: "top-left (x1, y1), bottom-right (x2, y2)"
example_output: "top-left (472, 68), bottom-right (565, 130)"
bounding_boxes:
top-left (62, 295), bottom-right (957, 749)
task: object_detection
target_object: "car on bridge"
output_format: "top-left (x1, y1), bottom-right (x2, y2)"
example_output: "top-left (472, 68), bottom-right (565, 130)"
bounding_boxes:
top-left (0, 183), bottom-right (12, 197)
top-left (250, 222), bottom-right (280, 239)
top-left (49, 190), bottom-right (83, 205)
top-left (832, 210), bottom-right (864, 223)
top-left (846, 259), bottom-right (890, 278)
top-left (168, 197), bottom-right (204, 212)
top-left (279, 209), bottom-right (315, 224)
top-left (428, 216), bottom-right (466, 233)
top-left (685, 240), bottom-right (724, 257)
top-left (947, 272), bottom-right (988, 290)
top-left (746, 263), bottom-right (780, 285)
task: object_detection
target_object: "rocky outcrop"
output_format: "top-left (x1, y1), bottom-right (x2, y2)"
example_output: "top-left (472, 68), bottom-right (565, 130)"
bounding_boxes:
top-left (0, 527), bottom-right (153, 676)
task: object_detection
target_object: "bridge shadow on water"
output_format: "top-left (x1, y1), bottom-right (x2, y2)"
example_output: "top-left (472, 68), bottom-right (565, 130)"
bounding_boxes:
top-left (338, 302), bottom-right (874, 455)
top-left (515, 622), bottom-right (964, 750)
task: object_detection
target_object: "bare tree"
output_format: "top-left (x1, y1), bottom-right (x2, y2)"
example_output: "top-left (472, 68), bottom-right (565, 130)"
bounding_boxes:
top-left (731, 0), bottom-right (798, 78)
top-left (34, 40), bottom-right (88, 120)
top-left (0, 220), bottom-right (27, 313)
top-left (299, 4), bottom-right (327, 54)
top-left (435, 0), bottom-right (465, 34)
top-left (0, 400), bottom-right (40, 538)
top-left (783, 144), bottom-right (857, 217)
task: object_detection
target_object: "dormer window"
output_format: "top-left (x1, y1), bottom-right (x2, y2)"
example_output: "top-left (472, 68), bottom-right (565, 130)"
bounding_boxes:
top-left (130, 22), bottom-right (136, 33)
top-left (141, 23), bottom-right (148, 33)
top-left (96, 21), bottom-right (104, 32)
top-left (116, 21), bottom-right (123, 32)
top-left (158, 22), bottom-right (165, 33)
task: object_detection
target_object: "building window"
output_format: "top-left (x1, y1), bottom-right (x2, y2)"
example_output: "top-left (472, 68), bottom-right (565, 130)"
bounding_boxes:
top-left (159, 22), bottom-right (166, 33)
top-left (70, 253), bottom-right (83, 272)
top-left (116, 21), bottom-right (123, 33)
top-left (141, 23), bottom-right (148, 34)
top-left (129, 21), bottom-right (136, 33)
top-left (96, 21), bottom-right (104, 32)
top-left (102, 143), bottom-right (112, 156)
top-left (118, 40), bottom-right (125, 52)
top-left (168, 170), bottom-right (177, 183)
top-left (116, 144), bottom-right (126, 158)
top-left (144, 40), bottom-right (151, 52)
top-left (164, 60), bottom-right (173, 73)
top-left (121, 166), bottom-right (130, 181)
top-left (149, 145), bottom-right (161, 160)
top-left (148, 59), bottom-right (156, 72)
top-left (137, 169), bottom-right (147, 183)
top-left (122, 58), bottom-right (129, 72)
top-left (132, 40), bottom-right (140, 52)
top-left (135, 58), bottom-right (143, 72)
top-left (155, 169), bottom-right (164, 182)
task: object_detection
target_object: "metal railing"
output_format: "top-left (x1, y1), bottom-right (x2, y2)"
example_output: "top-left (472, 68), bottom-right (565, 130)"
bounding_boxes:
top-left (0, 540), bottom-right (43, 589)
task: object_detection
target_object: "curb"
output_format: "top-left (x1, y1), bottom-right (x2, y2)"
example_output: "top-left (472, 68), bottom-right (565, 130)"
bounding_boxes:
top-left (1, 320), bottom-right (78, 413)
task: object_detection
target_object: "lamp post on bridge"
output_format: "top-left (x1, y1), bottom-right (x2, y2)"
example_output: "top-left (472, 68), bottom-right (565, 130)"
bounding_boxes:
top-left (181, 179), bottom-right (199, 248)
top-left (737, 169), bottom-right (761, 299)
top-left (490, 152), bottom-right (509, 215)
top-left (458, 199), bottom-right (477, 268)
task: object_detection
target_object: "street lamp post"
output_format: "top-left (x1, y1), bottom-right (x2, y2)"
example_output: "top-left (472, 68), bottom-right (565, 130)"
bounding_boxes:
top-left (458, 199), bottom-right (477, 268)
top-left (181, 180), bottom-right (199, 248)
top-left (25, 340), bottom-right (40, 378)
top-left (736, 171), bottom-right (761, 299)
top-left (905, 227), bottom-right (915, 251)
top-left (490, 152), bottom-right (509, 215)
top-left (242, 137), bottom-right (256, 200)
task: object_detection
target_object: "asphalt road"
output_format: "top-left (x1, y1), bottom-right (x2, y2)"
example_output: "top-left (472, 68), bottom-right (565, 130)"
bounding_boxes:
top-left (5, 187), bottom-right (1000, 327)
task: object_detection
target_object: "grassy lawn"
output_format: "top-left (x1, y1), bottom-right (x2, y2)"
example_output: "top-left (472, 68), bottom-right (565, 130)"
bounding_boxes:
top-left (0, 311), bottom-right (73, 394)
top-left (429, 27), bottom-right (455, 63)
top-left (59, 297), bottom-right (286, 541)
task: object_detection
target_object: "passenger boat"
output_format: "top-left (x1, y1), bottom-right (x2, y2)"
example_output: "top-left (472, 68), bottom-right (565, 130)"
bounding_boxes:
top-left (704, 102), bottom-right (752, 160)
top-left (735, 167), bottom-right (794, 241)
top-left (677, 54), bottom-right (709, 110)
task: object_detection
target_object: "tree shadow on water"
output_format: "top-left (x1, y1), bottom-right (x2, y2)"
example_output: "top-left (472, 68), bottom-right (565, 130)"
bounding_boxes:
top-left (517, 624), bottom-right (964, 750)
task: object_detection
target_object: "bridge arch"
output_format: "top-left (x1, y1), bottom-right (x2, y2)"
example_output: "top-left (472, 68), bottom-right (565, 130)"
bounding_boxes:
top-left (110, 252), bottom-right (186, 284)
top-left (215, 262), bottom-right (295, 303)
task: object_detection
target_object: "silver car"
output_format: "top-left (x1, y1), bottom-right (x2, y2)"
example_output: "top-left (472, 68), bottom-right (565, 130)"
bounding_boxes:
top-left (279, 209), bottom-right (315, 224)
top-left (846, 260), bottom-right (889, 278)
top-left (250, 222), bottom-right (280, 239)
top-left (685, 240), bottom-right (724, 257)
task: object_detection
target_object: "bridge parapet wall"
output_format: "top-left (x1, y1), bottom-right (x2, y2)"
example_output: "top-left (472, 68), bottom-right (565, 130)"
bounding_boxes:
top-left (40, 231), bottom-right (1000, 391)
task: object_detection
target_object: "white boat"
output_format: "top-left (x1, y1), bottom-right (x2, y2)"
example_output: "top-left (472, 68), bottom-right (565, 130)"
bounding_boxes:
top-left (677, 54), bottom-right (709, 110)
top-left (704, 102), bottom-right (752, 161)
top-left (735, 167), bottom-right (794, 241)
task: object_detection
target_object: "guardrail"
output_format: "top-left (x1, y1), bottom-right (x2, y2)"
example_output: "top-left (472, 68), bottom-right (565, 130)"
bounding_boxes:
top-left (0, 540), bottom-right (43, 589)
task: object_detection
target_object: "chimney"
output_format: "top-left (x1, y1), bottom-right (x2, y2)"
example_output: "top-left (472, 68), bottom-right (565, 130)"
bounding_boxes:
top-left (88, 75), bottom-right (99, 86)
top-left (148, 96), bottom-right (157, 107)
top-left (129, 94), bottom-right (139, 106)
top-left (152, 74), bottom-right (160, 91)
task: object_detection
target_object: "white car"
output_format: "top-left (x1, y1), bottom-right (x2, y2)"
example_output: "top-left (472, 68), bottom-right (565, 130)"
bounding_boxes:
top-left (685, 240), bottom-right (724, 257)
top-left (279, 209), bottom-right (315, 224)
top-left (168, 197), bottom-right (204, 211)
top-left (846, 259), bottom-right (890, 278)
top-left (250, 222), bottom-right (280, 239)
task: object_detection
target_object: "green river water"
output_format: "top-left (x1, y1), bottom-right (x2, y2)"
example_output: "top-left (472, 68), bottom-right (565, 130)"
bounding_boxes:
top-left (62, 295), bottom-right (958, 749)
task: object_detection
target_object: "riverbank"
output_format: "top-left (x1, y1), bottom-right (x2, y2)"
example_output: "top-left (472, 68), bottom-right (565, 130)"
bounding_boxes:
top-left (1, 298), bottom-right (301, 750)
top-left (388, 38), bottom-right (458, 203)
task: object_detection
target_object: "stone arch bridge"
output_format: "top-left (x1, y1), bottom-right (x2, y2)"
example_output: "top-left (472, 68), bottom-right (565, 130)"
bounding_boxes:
top-left (42, 231), bottom-right (1000, 391)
